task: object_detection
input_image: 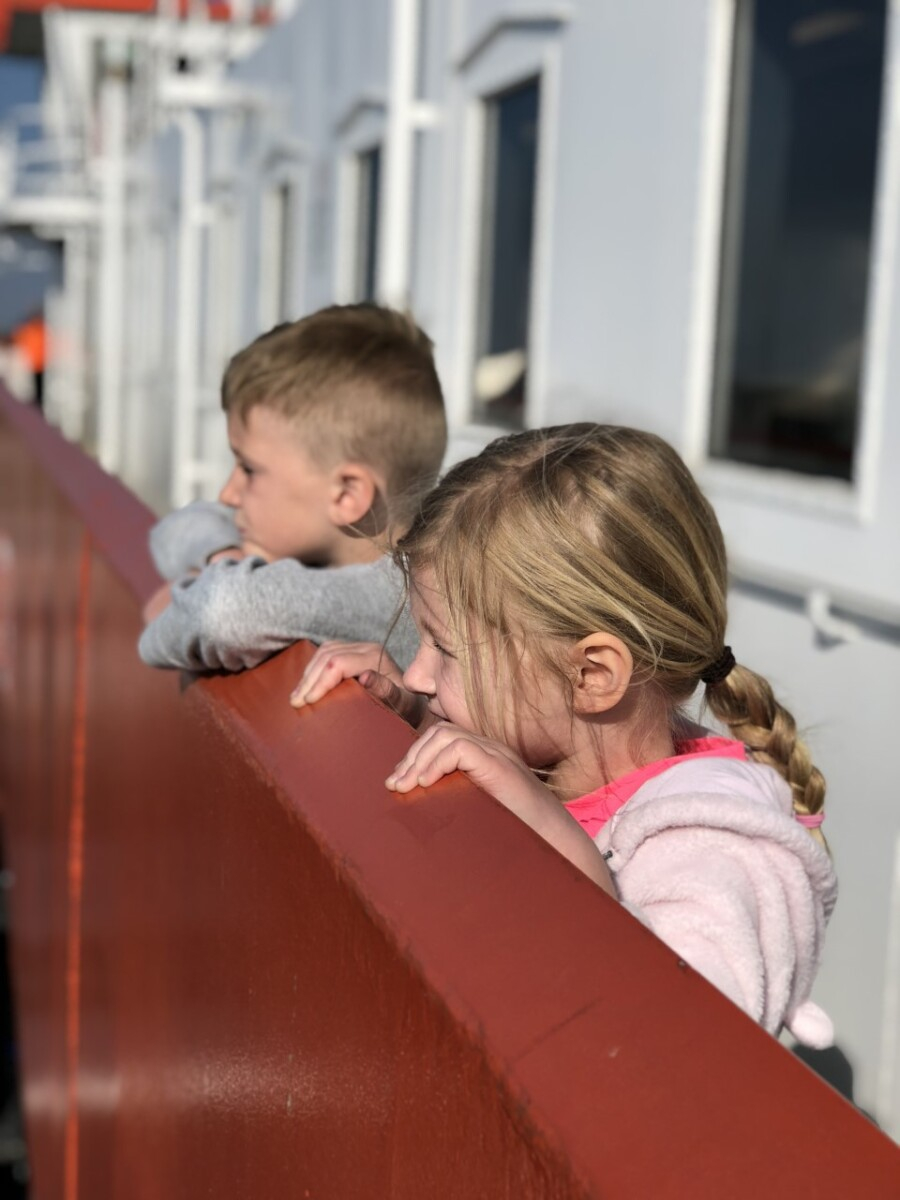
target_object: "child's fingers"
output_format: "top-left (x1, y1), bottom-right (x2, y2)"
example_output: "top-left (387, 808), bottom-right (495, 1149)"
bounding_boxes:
top-left (206, 546), bottom-right (243, 565)
top-left (290, 659), bottom-right (342, 705)
top-left (299, 642), bottom-right (354, 698)
top-left (289, 648), bottom-right (328, 705)
top-left (384, 722), bottom-right (446, 787)
top-left (359, 671), bottom-right (410, 714)
top-left (411, 740), bottom-right (482, 789)
top-left (388, 736), bottom-right (492, 793)
top-left (386, 725), bottom-right (499, 792)
top-left (239, 539), bottom-right (273, 562)
top-left (385, 724), bottom-right (615, 895)
top-left (142, 582), bottom-right (173, 625)
top-left (290, 651), bottom-right (352, 705)
top-left (353, 669), bottom-right (427, 726)
top-left (290, 641), bottom-right (393, 706)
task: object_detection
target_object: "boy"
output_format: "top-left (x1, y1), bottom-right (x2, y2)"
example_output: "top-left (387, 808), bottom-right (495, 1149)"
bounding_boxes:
top-left (139, 304), bottom-right (447, 673)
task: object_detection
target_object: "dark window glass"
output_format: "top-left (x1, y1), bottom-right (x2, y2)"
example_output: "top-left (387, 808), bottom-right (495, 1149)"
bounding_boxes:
top-left (473, 77), bottom-right (540, 427)
top-left (272, 182), bottom-right (295, 322)
top-left (355, 145), bottom-right (381, 302)
top-left (712, 0), bottom-right (887, 479)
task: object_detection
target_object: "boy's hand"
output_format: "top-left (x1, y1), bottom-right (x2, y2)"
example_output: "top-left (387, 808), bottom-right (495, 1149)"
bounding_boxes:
top-left (386, 723), bottom-right (616, 895)
top-left (143, 551), bottom-right (240, 627)
top-left (206, 543), bottom-right (273, 564)
top-left (206, 546), bottom-right (245, 565)
top-left (238, 539), bottom-right (274, 563)
top-left (290, 641), bottom-right (428, 727)
top-left (142, 582), bottom-right (174, 624)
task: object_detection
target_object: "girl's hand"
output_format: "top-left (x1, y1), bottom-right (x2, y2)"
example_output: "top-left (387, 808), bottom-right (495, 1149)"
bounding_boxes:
top-left (290, 641), bottom-right (429, 727)
top-left (386, 724), bottom-right (616, 895)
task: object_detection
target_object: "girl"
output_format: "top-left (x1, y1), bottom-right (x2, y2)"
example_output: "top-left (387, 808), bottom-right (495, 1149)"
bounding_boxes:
top-left (292, 424), bottom-right (837, 1046)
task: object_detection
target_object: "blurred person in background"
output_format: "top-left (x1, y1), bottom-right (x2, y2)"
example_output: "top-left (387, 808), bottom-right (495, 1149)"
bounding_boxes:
top-left (11, 311), bottom-right (46, 409)
top-left (0, 331), bottom-right (34, 405)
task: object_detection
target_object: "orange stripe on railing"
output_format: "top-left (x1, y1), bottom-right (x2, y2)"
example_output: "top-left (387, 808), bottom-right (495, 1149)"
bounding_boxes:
top-left (64, 531), bottom-right (91, 1200)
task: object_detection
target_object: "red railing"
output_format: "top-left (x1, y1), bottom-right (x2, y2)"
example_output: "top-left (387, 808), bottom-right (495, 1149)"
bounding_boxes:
top-left (1, 388), bottom-right (897, 1199)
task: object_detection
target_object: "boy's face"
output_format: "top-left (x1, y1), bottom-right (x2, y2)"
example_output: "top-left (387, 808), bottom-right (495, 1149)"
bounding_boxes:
top-left (219, 407), bottom-right (340, 564)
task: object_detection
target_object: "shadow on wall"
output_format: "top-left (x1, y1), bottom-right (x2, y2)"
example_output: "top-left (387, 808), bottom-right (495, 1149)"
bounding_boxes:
top-left (792, 1043), bottom-right (878, 1128)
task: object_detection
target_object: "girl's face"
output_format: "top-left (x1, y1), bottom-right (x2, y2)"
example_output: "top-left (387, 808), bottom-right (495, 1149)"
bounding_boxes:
top-left (403, 571), bottom-right (472, 731)
top-left (403, 569), bottom-right (574, 769)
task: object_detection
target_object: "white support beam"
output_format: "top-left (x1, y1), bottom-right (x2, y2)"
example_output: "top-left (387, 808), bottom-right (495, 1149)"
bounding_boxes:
top-left (171, 109), bottom-right (206, 508)
top-left (96, 69), bottom-right (127, 474)
top-left (377, 0), bottom-right (421, 310)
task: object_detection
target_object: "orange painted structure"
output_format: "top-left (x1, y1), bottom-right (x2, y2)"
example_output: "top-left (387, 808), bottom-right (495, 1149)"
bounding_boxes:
top-left (1, 388), bottom-right (898, 1198)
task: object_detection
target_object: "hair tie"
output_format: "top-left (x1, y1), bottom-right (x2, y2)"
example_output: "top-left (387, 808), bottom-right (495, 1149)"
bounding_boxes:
top-left (700, 645), bottom-right (735, 686)
top-left (795, 811), bottom-right (825, 829)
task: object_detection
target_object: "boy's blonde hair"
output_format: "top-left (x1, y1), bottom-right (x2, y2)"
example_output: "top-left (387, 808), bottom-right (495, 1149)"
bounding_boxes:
top-left (398, 423), bottom-right (825, 831)
top-left (222, 304), bottom-right (447, 530)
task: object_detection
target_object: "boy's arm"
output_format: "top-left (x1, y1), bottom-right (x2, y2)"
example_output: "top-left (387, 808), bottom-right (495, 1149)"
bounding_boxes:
top-left (149, 500), bottom-right (242, 580)
top-left (138, 555), bottom-right (412, 673)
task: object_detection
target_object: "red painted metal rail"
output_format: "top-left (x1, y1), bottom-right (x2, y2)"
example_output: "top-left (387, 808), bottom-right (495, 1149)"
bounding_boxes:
top-left (1, 388), bottom-right (898, 1198)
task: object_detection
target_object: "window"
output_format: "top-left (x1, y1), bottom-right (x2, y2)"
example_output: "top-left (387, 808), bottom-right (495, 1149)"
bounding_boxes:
top-left (272, 181), bottom-right (296, 321)
top-left (204, 192), bottom-right (239, 385)
top-left (472, 77), bottom-right (541, 428)
top-left (355, 145), bottom-right (381, 302)
top-left (711, 0), bottom-right (887, 480)
top-left (260, 180), bottom-right (298, 330)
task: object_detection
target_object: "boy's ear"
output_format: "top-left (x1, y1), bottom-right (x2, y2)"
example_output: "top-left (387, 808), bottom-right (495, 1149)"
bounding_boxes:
top-left (328, 463), bottom-right (384, 531)
top-left (569, 633), bottom-right (634, 714)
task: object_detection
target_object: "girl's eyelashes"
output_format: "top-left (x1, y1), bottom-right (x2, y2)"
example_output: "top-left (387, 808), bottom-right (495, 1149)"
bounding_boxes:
top-left (418, 619), bottom-right (456, 659)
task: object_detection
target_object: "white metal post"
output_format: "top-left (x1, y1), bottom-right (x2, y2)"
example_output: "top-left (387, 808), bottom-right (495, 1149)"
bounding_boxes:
top-left (171, 108), bottom-right (205, 508)
top-left (68, 228), bottom-right (91, 442)
top-left (46, 227), bottom-right (90, 442)
top-left (96, 58), bottom-right (128, 473)
top-left (377, 0), bottom-right (420, 309)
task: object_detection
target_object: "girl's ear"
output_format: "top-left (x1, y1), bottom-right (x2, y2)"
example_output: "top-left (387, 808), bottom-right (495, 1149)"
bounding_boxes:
top-left (569, 633), bottom-right (634, 714)
top-left (328, 464), bottom-right (381, 529)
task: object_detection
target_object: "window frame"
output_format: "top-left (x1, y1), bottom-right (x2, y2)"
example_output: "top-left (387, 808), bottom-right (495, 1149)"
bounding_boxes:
top-left (444, 14), bottom-right (567, 433)
top-left (353, 143), bottom-right (383, 303)
top-left (678, 0), bottom-right (900, 617)
top-left (470, 73), bottom-right (542, 430)
top-left (205, 179), bottom-right (241, 387)
top-left (685, 0), bottom-right (895, 524)
top-left (333, 96), bottom-right (387, 304)
top-left (257, 146), bottom-right (307, 333)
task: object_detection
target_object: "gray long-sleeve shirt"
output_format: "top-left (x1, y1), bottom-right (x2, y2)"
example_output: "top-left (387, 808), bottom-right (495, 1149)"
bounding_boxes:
top-left (138, 501), bottom-right (418, 672)
top-left (147, 499), bottom-right (241, 581)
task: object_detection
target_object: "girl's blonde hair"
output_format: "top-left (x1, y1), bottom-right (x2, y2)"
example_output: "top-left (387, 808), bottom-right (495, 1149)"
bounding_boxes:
top-left (397, 424), bottom-right (825, 830)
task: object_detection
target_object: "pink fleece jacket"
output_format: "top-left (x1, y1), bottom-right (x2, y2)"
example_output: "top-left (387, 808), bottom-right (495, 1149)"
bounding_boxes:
top-left (565, 745), bottom-right (838, 1047)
